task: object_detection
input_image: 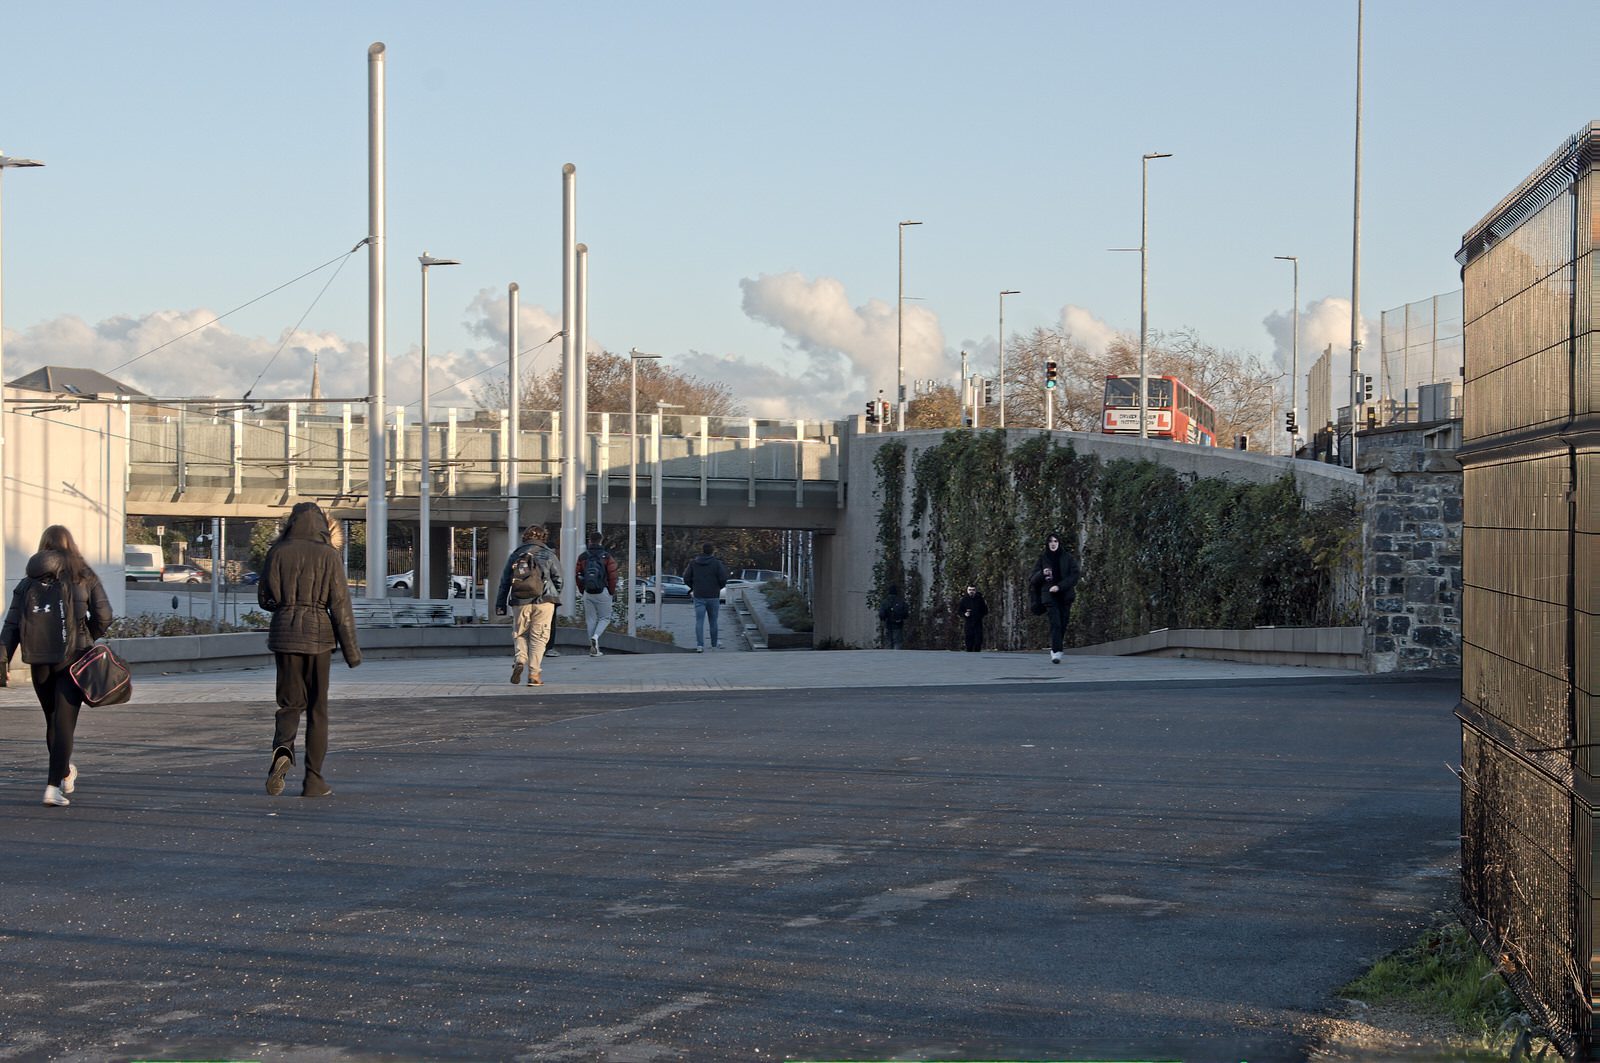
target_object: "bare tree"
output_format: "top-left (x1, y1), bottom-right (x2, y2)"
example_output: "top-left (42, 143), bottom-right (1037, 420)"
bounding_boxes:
top-left (906, 384), bottom-right (962, 429)
top-left (477, 349), bottom-right (743, 421)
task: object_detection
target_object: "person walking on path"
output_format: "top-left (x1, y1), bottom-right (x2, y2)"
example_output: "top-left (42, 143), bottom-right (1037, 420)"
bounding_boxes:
top-left (955, 584), bottom-right (988, 653)
top-left (574, 531), bottom-right (619, 657)
top-left (681, 542), bottom-right (728, 652)
top-left (878, 585), bottom-right (909, 649)
top-left (1, 525), bottom-right (114, 807)
top-left (257, 502), bottom-right (362, 798)
top-left (1029, 531), bottom-right (1080, 664)
top-left (496, 524), bottom-right (562, 685)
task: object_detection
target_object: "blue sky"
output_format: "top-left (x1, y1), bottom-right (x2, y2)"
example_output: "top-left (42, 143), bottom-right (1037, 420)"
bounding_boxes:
top-left (1, 1), bottom-right (1593, 419)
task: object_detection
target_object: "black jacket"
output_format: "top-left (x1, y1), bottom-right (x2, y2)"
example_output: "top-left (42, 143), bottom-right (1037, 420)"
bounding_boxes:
top-left (1029, 543), bottom-right (1081, 610)
top-left (258, 504), bottom-right (361, 666)
top-left (680, 554), bottom-right (728, 598)
top-left (1, 550), bottom-right (114, 668)
top-left (496, 542), bottom-right (562, 612)
top-left (956, 592), bottom-right (989, 626)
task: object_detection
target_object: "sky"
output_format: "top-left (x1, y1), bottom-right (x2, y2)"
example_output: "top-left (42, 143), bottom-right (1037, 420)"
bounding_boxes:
top-left (1, 1), bottom-right (1594, 422)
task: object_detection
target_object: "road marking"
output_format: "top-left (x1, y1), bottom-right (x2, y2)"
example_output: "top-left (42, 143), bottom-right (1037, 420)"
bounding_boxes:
top-left (516, 992), bottom-right (715, 1060)
top-left (844, 878), bottom-right (971, 924)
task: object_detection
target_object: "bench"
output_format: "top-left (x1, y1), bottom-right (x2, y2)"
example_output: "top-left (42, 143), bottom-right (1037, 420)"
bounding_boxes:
top-left (351, 599), bottom-right (456, 628)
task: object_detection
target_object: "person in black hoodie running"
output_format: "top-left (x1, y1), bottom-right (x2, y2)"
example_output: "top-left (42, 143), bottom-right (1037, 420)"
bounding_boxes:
top-left (1, 525), bottom-right (114, 806)
top-left (955, 584), bottom-right (988, 652)
top-left (681, 543), bottom-right (729, 652)
top-left (1029, 531), bottom-right (1080, 664)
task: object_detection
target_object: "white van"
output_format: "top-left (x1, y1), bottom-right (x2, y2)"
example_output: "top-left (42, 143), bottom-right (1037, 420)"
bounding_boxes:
top-left (124, 545), bottom-right (162, 583)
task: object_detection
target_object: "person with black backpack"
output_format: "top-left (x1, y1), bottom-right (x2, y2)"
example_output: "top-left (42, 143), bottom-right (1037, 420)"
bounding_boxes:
top-left (574, 531), bottom-right (619, 657)
top-left (877, 584), bottom-right (909, 649)
top-left (495, 524), bottom-right (562, 686)
top-left (1, 525), bottom-right (114, 807)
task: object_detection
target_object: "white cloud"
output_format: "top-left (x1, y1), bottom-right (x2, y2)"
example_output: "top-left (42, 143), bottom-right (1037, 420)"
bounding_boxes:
top-left (738, 271), bottom-right (950, 414)
top-left (1261, 295), bottom-right (1374, 389)
top-left (1058, 305), bottom-right (1121, 357)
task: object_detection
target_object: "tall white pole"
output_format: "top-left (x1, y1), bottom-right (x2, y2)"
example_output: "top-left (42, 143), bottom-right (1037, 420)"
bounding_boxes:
top-left (507, 283), bottom-right (520, 551)
top-left (0, 150), bottom-right (45, 602)
top-left (575, 242), bottom-right (589, 544)
top-left (1277, 255), bottom-right (1299, 452)
top-left (652, 409), bottom-right (663, 631)
top-left (998, 290), bottom-right (1019, 428)
top-left (896, 220), bottom-right (921, 432)
top-left (560, 163), bottom-right (577, 614)
top-left (1349, 0), bottom-right (1365, 467)
top-left (627, 349), bottom-right (659, 637)
top-left (419, 257), bottom-right (431, 601)
top-left (365, 42), bottom-right (388, 599)
top-left (1137, 152), bottom-right (1173, 441)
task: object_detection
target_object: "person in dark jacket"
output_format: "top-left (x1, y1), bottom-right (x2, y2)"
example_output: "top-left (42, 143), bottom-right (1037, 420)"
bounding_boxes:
top-left (1, 525), bottom-right (114, 807)
top-left (680, 543), bottom-right (729, 652)
top-left (955, 584), bottom-right (988, 652)
top-left (574, 531), bottom-right (620, 657)
top-left (1029, 531), bottom-right (1081, 664)
top-left (877, 585), bottom-right (909, 649)
top-left (495, 524), bottom-right (562, 685)
top-left (258, 502), bottom-right (361, 797)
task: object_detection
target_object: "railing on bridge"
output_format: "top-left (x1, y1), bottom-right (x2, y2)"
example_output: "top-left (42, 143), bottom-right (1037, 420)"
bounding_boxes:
top-left (126, 405), bottom-right (845, 506)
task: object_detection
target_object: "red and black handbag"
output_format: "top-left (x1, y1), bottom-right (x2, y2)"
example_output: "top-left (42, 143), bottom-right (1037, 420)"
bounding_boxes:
top-left (69, 644), bottom-right (133, 706)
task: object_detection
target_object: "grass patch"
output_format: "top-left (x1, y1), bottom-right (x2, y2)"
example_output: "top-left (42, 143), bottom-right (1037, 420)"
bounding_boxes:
top-left (1340, 922), bottom-right (1556, 1059)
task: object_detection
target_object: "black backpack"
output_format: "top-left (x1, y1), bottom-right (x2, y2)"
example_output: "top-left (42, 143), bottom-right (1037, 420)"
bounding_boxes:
top-left (510, 549), bottom-right (545, 602)
top-left (582, 549), bottom-right (609, 595)
top-left (888, 598), bottom-right (910, 623)
top-left (21, 576), bottom-right (73, 663)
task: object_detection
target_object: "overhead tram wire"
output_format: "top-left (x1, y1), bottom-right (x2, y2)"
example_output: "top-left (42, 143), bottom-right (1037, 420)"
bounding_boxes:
top-left (107, 238), bottom-right (372, 376)
top-left (241, 250), bottom-right (361, 401)
top-left (400, 330), bottom-right (563, 411)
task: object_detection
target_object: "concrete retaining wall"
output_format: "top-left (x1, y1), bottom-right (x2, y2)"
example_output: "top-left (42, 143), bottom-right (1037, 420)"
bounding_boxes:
top-left (1066, 626), bottom-right (1364, 671)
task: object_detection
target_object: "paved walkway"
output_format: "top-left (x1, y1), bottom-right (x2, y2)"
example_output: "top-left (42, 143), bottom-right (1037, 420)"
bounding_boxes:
top-left (0, 646), bottom-right (1365, 709)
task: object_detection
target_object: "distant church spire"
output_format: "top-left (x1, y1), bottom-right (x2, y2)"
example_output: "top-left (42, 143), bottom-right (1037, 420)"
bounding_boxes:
top-left (309, 354), bottom-right (323, 416)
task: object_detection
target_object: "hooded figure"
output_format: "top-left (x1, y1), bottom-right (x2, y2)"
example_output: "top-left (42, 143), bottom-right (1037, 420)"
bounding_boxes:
top-left (258, 502), bottom-right (361, 797)
top-left (955, 584), bottom-right (988, 652)
top-left (1029, 531), bottom-right (1080, 663)
top-left (877, 584), bottom-right (909, 650)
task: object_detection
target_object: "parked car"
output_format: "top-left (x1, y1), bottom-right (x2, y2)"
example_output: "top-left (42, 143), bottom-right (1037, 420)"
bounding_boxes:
top-left (162, 563), bottom-right (206, 584)
top-left (125, 545), bottom-right (163, 583)
top-left (635, 575), bottom-right (690, 603)
top-left (736, 568), bottom-right (787, 585)
top-left (719, 578), bottom-right (756, 604)
top-left (386, 571), bottom-right (472, 597)
top-left (238, 571), bottom-right (260, 586)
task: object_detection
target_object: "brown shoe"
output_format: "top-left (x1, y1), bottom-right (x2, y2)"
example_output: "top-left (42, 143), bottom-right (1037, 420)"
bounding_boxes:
top-left (529, 674), bottom-right (542, 686)
top-left (510, 663), bottom-right (524, 685)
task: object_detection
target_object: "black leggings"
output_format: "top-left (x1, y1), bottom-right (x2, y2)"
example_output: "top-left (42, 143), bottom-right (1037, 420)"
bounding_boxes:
top-left (32, 663), bottom-right (84, 787)
top-left (273, 651), bottom-right (332, 785)
top-left (1045, 598), bottom-right (1072, 653)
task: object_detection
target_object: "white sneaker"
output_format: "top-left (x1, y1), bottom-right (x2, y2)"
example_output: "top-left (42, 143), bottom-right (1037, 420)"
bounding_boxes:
top-left (1050, 651), bottom-right (1062, 664)
top-left (63, 763), bottom-right (78, 795)
top-left (696, 646), bottom-right (705, 653)
top-left (589, 638), bottom-right (601, 657)
top-left (43, 785), bottom-right (69, 807)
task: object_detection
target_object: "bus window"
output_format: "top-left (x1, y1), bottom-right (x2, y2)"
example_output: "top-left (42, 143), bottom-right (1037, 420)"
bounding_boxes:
top-left (1149, 379), bottom-right (1173, 407)
top-left (1104, 378), bottom-right (1140, 406)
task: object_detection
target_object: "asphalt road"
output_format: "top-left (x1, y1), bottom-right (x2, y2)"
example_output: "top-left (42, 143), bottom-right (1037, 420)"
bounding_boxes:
top-left (0, 677), bottom-right (1460, 1062)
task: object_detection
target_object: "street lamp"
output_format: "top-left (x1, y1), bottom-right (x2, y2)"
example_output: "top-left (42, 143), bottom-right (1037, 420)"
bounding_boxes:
top-left (417, 251), bottom-right (460, 601)
top-left (0, 150), bottom-right (44, 601)
top-left (627, 348), bottom-right (660, 637)
top-left (998, 290), bottom-right (1020, 427)
top-left (896, 220), bottom-right (922, 431)
top-left (1138, 151), bottom-right (1172, 440)
top-left (1275, 255), bottom-right (1299, 454)
top-left (653, 399), bottom-right (682, 631)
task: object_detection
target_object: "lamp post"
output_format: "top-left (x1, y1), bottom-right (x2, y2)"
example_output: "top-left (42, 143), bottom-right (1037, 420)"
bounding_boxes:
top-left (627, 348), bottom-right (660, 637)
top-left (1137, 151), bottom-right (1173, 440)
top-left (653, 399), bottom-right (682, 631)
top-left (896, 220), bottom-right (922, 431)
top-left (417, 252), bottom-right (460, 601)
top-left (998, 290), bottom-right (1020, 427)
top-left (1275, 255), bottom-right (1299, 454)
top-left (0, 150), bottom-right (44, 601)
top-left (1349, 0), bottom-right (1365, 465)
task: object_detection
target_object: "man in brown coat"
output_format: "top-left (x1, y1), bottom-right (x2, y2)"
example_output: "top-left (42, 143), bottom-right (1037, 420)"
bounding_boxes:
top-left (258, 502), bottom-right (361, 797)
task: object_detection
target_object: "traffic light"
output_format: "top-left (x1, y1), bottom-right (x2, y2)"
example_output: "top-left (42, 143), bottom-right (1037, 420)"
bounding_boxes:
top-left (1363, 374), bottom-right (1373, 401)
top-left (1285, 411), bottom-right (1297, 434)
top-left (982, 379), bottom-right (995, 406)
top-left (1045, 360), bottom-right (1058, 389)
top-left (865, 401), bottom-right (877, 424)
top-left (880, 400), bottom-right (891, 424)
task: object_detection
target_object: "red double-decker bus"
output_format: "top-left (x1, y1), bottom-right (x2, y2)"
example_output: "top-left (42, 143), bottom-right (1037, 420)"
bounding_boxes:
top-left (1102, 374), bottom-right (1218, 445)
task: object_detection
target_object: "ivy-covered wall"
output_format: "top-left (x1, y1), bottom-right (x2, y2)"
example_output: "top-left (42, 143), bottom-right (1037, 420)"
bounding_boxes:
top-left (867, 429), bottom-right (1360, 651)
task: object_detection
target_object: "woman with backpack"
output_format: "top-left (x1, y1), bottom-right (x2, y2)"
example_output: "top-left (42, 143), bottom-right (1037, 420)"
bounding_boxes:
top-left (0, 525), bottom-right (114, 807)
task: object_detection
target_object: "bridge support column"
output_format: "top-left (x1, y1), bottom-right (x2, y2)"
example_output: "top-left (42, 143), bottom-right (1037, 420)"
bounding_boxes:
top-left (485, 526), bottom-right (511, 606)
top-left (425, 523), bottom-right (453, 602)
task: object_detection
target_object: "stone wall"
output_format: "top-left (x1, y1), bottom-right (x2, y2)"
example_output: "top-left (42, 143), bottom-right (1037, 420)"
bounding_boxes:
top-left (1358, 422), bottom-right (1463, 672)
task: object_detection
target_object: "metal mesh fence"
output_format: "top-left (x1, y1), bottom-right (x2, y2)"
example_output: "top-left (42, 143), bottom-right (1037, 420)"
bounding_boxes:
top-left (1379, 290), bottom-right (1463, 424)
